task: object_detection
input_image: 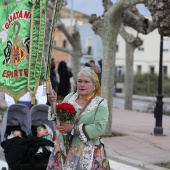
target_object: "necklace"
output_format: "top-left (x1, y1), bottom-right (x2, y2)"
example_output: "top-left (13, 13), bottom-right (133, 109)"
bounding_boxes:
top-left (79, 94), bottom-right (94, 101)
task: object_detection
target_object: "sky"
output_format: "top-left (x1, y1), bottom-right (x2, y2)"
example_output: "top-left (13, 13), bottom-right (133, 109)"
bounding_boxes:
top-left (65, 0), bottom-right (150, 16)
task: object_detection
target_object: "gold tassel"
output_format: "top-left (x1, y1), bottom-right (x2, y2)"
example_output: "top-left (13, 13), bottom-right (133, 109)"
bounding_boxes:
top-left (31, 94), bottom-right (36, 104)
top-left (46, 78), bottom-right (51, 94)
top-left (33, 80), bottom-right (39, 94)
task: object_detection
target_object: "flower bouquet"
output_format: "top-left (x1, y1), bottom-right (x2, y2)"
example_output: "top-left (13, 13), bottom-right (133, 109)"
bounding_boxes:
top-left (55, 102), bottom-right (76, 149)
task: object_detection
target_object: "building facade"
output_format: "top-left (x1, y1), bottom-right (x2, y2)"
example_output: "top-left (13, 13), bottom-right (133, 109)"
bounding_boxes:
top-left (116, 27), bottom-right (170, 77)
top-left (51, 8), bottom-right (90, 68)
top-left (53, 8), bottom-right (170, 77)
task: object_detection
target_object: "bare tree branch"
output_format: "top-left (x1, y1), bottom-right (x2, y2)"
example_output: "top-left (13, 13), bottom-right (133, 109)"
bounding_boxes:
top-left (122, 11), bottom-right (157, 34)
top-left (146, 0), bottom-right (170, 36)
top-left (89, 15), bottom-right (104, 36)
top-left (119, 24), bottom-right (135, 43)
top-left (53, 46), bottom-right (72, 55)
top-left (120, 24), bottom-right (143, 47)
top-left (57, 22), bottom-right (75, 46)
top-left (102, 0), bottom-right (113, 14)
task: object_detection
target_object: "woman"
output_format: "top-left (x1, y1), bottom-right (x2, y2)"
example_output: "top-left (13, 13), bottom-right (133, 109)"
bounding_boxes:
top-left (48, 67), bottom-right (110, 170)
top-left (57, 61), bottom-right (73, 103)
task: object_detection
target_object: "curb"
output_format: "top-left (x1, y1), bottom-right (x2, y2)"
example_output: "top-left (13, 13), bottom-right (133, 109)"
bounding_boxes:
top-left (106, 148), bottom-right (169, 170)
top-left (115, 93), bottom-right (170, 103)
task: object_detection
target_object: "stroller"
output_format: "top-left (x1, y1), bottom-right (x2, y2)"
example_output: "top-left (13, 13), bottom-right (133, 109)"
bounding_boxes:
top-left (1, 103), bottom-right (31, 143)
top-left (1, 104), bottom-right (56, 170)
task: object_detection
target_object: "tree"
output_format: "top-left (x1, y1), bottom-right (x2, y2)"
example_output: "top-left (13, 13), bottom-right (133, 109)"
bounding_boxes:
top-left (119, 25), bottom-right (143, 110)
top-left (45, 0), bottom-right (82, 83)
top-left (89, 0), bottom-right (158, 135)
top-left (146, 0), bottom-right (170, 37)
top-left (53, 23), bottom-right (82, 83)
top-left (48, 0), bottom-right (166, 136)
top-left (119, 5), bottom-right (156, 110)
top-left (120, 6), bottom-right (156, 110)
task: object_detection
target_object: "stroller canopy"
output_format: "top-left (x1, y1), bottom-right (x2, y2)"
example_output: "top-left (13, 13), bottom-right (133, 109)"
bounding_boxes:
top-left (1, 104), bottom-right (31, 143)
top-left (31, 104), bottom-right (56, 137)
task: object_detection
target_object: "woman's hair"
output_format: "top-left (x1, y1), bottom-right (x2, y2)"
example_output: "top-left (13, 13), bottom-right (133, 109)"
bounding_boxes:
top-left (77, 67), bottom-right (101, 96)
top-left (78, 67), bottom-right (96, 84)
top-left (84, 62), bottom-right (91, 67)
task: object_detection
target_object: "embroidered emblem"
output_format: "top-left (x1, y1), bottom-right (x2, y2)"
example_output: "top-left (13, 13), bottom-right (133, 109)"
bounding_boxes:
top-left (3, 21), bottom-right (29, 67)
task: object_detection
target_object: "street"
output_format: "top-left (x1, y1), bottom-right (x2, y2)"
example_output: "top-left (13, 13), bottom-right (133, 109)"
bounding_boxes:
top-left (113, 94), bottom-right (170, 113)
top-left (113, 97), bottom-right (155, 112)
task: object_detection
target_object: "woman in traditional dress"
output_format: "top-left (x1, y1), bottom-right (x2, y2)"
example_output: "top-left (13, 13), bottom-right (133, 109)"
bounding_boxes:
top-left (48, 67), bottom-right (110, 170)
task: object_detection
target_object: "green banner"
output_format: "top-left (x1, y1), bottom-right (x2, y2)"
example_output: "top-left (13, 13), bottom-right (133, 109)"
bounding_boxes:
top-left (0, 0), bottom-right (31, 101)
top-left (28, 0), bottom-right (46, 104)
top-left (0, 0), bottom-right (62, 103)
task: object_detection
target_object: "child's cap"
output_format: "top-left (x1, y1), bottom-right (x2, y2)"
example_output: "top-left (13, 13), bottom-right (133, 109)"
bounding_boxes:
top-left (44, 124), bottom-right (53, 137)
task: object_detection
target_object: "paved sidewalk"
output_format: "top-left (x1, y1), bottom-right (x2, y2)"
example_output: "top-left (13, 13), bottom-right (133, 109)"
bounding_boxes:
top-left (104, 107), bottom-right (170, 170)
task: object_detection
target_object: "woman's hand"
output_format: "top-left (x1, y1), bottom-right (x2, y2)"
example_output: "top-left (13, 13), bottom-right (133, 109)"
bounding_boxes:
top-left (48, 90), bottom-right (57, 104)
top-left (57, 123), bottom-right (74, 134)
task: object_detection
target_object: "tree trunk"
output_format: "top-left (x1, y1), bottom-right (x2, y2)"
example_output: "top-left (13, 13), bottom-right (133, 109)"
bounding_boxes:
top-left (124, 42), bottom-right (135, 110)
top-left (101, 12), bottom-right (123, 136)
top-left (71, 51), bottom-right (81, 84)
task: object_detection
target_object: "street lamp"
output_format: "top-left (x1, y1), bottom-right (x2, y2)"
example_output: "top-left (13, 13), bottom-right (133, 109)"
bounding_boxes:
top-left (67, 0), bottom-right (74, 67)
top-left (154, 35), bottom-right (164, 135)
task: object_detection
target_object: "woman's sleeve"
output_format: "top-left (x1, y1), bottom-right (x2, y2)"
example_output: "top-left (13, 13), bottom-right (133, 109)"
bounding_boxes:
top-left (36, 85), bottom-right (47, 104)
top-left (79, 99), bottom-right (109, 142)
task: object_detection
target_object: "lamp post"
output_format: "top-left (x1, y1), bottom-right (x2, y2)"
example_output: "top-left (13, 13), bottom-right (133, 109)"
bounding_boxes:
top-left (67, 0), bottom-right (74, 67)
top-left (154, 35), bottom-right (164, 135)
top-left (69, 0), bottom-right (74, 34)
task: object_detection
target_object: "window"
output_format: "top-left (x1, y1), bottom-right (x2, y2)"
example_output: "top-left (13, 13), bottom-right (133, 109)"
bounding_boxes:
top-left (116, 42), bottom-right (119, 52)
top-left (87, 46), bottom-right (92, 54)
top-left (150, 66), bottom-right (155, 74)
top-left (138, 43), bottom-right (144, 51)
top-left (163, 39), bottom-right (169, 52)
top-left (87, 38), bottom-right (92, 55)
top-left (54, 40), bottom-right (57, 47)
top-left (137, 65), bottom-right (142, 74)
top-left (163, 66), bottom-right (168, 77)
top-left (63, 40), bottom-right (67, 48)
top-left (115, 66), bottom-right (124, 82)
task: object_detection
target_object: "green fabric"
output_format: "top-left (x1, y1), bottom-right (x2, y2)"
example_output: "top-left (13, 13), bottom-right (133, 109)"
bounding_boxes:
top-left (0, 0), bottom-right (19, 5)
top-left (0, 0), bottom-right (62, 103)
top-left (27, 0), bottom-right (46, 103)
top-left (62, 93), bottom-right (109, 146)
top-left (0, 0), bottom-right (31, 101)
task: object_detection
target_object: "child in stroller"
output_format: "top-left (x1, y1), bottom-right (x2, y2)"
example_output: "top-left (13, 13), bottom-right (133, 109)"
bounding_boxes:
top-left (7, 129), bottom-right (24, 139)
top-left (36, 124), bottom-right (54, 157)
top-left (1, 103), bottom-right (56, 170)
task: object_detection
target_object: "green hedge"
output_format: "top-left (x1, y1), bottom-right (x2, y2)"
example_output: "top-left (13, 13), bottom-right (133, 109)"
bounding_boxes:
top-left (133, 73), bottom-right (170, 97)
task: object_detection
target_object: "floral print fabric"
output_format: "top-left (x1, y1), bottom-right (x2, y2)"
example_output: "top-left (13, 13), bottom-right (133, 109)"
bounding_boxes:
top-left (47, 141), bottom-right (110, 170)
top-left (92, 144), bottom-right (110, 170)
top-left (64, 142), bottom-right (110, 170)
top-left (46, 140), bottom-right (63, 170)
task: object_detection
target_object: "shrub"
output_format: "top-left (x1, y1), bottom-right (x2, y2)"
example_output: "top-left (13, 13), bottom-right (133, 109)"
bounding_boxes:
top-left (133, 73), bottom-right (170, 97)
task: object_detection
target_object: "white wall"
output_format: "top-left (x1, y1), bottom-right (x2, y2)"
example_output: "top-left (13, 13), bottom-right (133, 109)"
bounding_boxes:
top-left (116, 27), bottom-right (170, 76)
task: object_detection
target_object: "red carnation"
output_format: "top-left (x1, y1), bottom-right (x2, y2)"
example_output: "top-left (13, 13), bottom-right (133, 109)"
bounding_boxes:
top-left (55, 102), bottom-right (76, 123)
